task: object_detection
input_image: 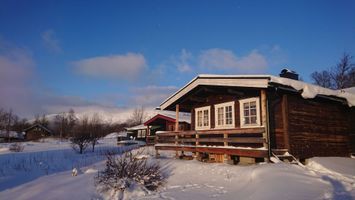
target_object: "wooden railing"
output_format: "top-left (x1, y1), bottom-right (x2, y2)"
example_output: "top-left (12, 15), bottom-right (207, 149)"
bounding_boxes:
top-left (155, 127), bottom-right (268, 158)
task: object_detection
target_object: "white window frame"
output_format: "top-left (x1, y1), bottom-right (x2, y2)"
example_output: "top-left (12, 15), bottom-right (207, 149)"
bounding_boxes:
top-left (239, 97), bottom-right (261, 128)
top-left (195, 106), bottom-right (211, 130)
top-left (214, 101), bottom-right (235, 129)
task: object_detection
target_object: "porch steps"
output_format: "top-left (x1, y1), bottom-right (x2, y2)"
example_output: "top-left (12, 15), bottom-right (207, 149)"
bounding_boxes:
top-left (271, 149), bottom-right (304, 166)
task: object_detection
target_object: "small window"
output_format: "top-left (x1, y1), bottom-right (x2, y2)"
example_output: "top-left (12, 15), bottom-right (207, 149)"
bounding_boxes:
top-left (239, 97), bottom-right (261, 128)
top-left (214, 101), bottom-right (235, 129)
top-left (195, 106), bottom-right (210, 130)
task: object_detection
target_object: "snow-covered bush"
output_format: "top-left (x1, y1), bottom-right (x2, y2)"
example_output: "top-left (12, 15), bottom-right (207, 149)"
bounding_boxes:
top-left (95, 150), bottom-right (165, 200)
top-left (9, 142), bottom-right (25, 152)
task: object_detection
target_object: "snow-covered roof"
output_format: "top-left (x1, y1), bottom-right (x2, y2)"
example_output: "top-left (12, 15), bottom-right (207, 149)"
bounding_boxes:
top-left (160, 74), bottom-right (355, 109)
top-left (126, 124), bottom-right (147, 131)
top-left (153, 110), bottom-right (191, 123)
top-left (343, 87), bottom-right (355, 94)
top-left (0, 130), bottom-right (25, 139)
top-left (23, 123), bottom-right (53, 134)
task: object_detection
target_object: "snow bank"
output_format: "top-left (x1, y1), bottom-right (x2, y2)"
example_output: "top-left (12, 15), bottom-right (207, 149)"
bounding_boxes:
top-left (1, 145), bottom-right (354, 200)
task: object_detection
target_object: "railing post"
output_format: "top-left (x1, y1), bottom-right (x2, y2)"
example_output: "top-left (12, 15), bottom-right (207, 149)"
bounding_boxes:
top-left (175, 133), bottom-right (179, 157)
top-left (223, 133), bottom-right (230, 162)
top-left (261, 89), bottom-right (269, 162)
top-left (195, 132), bottom-right (199, 158)
top-left (175, 104), bottom-right (179, 157)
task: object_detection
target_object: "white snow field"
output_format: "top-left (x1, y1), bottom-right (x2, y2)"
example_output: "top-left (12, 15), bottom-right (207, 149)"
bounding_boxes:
top-left (0, 143), bottom-right (354, 200)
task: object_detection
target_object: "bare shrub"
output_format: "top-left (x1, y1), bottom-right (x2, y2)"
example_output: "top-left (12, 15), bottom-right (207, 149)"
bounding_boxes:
top-left (9, 142), bottom-right (25, 152)
top-left (95, 150), bottom-right (165, 199)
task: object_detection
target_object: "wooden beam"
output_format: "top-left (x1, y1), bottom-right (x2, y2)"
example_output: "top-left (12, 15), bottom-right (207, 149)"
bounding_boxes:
top-left (155, 145), bottom-right (268, 158)
top-left (282, 94), bottom-right (290, 150)
top-left (227, 89), bottom-right (245, 96)
top-left (188, 96), bottom-right (205, 103)
top-left (156, 127), bottom-right (265, 136)
top-left (158, 137), bottom-right (265, 144)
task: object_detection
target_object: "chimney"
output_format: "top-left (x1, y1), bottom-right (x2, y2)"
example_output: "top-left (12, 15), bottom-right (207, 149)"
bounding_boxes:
top-left (279, 68), bottom-right (299, 80)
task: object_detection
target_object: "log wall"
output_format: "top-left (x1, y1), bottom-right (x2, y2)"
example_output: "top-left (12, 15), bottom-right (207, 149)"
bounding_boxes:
top-left (286, 94), bottom-right (355, 158)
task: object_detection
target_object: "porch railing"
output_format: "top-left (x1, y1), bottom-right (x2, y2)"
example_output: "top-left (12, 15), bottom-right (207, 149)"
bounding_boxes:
top-left (155, 127), bottom-right (268, 158)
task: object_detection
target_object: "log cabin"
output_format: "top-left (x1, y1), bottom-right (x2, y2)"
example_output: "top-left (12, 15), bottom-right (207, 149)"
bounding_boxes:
top-left (125, 124), bottom-right (148, 142)
top-left (144, 111), bottom-right (191, 145)
top-left (23, 124), bottom-right (52, 141)
top-left (155, 71), bottom-right (355, 164)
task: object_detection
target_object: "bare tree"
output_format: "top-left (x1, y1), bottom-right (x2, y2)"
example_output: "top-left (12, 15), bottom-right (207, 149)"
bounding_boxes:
top-left (54, 108), bottom-right (77, 139)
top-left (89, 113), bottom-right (103, 152)
top-left (71, 115), bottom-right (91, 154)
top-left (310, 70), bottom-right (333, 88)
top-left (331, 53), bottom-right (354, 89)
top-left (127, 107), bottom-right (146, 126)
top-left (311, 53), bottom-right (355, 89)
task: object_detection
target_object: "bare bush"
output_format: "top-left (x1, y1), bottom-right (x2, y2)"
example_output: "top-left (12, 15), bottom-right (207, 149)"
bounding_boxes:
top-left (95, 150), bottom-right (165, 199)
top-left (9, 142), bottom-right (25, 152)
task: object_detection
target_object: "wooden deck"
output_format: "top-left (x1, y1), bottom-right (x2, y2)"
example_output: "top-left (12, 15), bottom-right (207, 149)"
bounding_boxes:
top-left (155, 127), bottom-right (269, 158)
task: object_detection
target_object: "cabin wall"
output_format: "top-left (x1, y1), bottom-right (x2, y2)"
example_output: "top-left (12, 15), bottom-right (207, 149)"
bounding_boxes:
top-left (286, 94), bottom-right (354, 158)
top-left (190, 93), bottom-right (259, 130)
top-left (26, 130), bottom-right (48, 140)
top-left (268, 93), bottom-right (285, 149)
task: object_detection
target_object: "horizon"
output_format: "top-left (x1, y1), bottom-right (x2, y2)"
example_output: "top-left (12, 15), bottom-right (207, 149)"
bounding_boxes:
top-left (1, 0), bottom-right (355, 118)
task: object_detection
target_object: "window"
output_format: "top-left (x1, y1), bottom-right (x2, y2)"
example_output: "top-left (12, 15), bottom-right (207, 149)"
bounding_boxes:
top-left (137, 129), bottom-right (146, 138)
top-left (195, 106), bottom-right (210, 130)
top-left (214, 101), bottom-right (235, 129)
top-left (239, 97), bottom-right (261, 128)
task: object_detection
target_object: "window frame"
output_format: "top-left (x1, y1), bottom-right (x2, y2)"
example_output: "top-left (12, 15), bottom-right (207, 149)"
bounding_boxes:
top-left (195, 106), bottom-right (211, 130)
top-left (214, 101), bottom-right (235, 129)
top-left (239, 97), bottom-right (261, 128)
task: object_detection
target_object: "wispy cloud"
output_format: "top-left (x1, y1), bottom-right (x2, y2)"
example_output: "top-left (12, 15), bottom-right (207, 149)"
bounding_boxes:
top-left (0, 40), bottom-right (38, 116)
top-left (41, 29), bottom-right (62, 53)
top-left (72, 53), bottom-right (146, 80)
top-left (198, 48), bottom-right (268, 73)
top-left (174, 49), bottom-right (193, 73)
top-left (130, 85), bottom-right (178, 107)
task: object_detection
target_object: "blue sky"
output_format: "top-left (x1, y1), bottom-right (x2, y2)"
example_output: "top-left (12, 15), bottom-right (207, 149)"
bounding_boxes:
top-left (0, 0), bottom-right (354, 118)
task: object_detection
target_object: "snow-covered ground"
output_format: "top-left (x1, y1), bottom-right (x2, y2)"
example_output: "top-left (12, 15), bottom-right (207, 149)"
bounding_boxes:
top-left (0, 142), bottom-right (354, 200)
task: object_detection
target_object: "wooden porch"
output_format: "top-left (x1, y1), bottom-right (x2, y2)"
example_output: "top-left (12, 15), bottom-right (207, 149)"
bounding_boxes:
top-left (155, 127), bottom-right (269, 161)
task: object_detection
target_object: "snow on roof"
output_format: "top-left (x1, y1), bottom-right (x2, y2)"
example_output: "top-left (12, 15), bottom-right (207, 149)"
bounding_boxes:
top-left (104, 131), bottom-right (128, 139)
top-left (0, 130), bottom-right (25, 139)
top-left (126, 124), bottom-right (146, 131)
top-left (269, 76), bottom-right (355, 106)
top-left (343, 87), bottom-right (355, 94)
top-left (159, 74), bottom-right (355, 109)
top-left (154, 110), bottom-right (191, 123)
top-left (23, 123), bottom-right (53, 134)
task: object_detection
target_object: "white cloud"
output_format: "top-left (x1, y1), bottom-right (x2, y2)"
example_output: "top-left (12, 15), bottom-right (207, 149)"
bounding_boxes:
top-left (41, 29), bottom-right (62, 53)
top-left (73, 53), bottom-right (146, 79)
top-left (198, 48), bottom-right (268, 73)
top-left (130, 85), bottom-right (178, 107)
top-left (175, 49), bottom-right (193, 72)
top-left (0, 42), bottom-right (38, 117)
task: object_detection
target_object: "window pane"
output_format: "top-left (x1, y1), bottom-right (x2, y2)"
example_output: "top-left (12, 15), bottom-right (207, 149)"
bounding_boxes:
top-left (217, 107), bottom-right (224, 125)
top-left (244, 117), bottom-right (250, 124)
top-left (243, 102), bottom-right (249, 110)
top-left (203, 110), bottom-right (209, 126)
top-left (250, 108), bottom-right (256, 116)
top-left (250, 101), bottom-right (256, 108)
top-left (225, 105), bottom-right (233, 125)
top-left (197, 110), bottom-right (202, 127)
top-left (244, 109), bottom-right (249, 116)
top-left (251, 116), bottom-right (257, 124)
